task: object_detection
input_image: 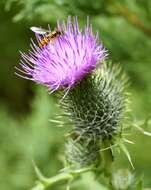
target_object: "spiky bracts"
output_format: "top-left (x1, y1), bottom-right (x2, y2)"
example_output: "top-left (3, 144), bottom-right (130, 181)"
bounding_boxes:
top-left (61, 63), bottom-right (128, 168)
top-left (65, 138), bottom-right (100, 168)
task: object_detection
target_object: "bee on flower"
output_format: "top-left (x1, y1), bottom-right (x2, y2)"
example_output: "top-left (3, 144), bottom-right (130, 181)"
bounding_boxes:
top-left (30, 26), bottom-right (63, 47)
top-left (16, 17), bottom-right (107, 93)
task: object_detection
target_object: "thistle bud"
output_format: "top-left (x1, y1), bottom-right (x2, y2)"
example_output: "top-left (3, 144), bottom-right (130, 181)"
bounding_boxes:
top-left (61, 63), bottom-right (128, 140)
top-left (62, 63), bottom-right (128, 167)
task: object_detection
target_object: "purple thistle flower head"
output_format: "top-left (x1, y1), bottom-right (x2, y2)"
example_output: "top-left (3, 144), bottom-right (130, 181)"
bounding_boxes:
top-left (17, 17), bottom-right (107, 92)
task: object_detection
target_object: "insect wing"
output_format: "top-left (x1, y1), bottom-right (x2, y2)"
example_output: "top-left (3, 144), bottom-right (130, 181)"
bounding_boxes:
top-left (30, 27), bottom-right (49, 34)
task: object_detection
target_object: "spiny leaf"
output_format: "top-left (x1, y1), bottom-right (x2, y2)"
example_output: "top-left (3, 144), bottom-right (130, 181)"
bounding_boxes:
top-left (118, 143), bottom-right (134, 169)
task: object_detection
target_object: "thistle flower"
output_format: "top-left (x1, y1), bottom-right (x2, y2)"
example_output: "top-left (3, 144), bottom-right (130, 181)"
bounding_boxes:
top-left (17, 17), bottom-right (106, 92)
top-left (17, 17), bottom-right (129, 171)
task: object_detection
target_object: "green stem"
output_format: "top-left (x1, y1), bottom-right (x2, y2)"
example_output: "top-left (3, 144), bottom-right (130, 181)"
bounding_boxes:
top-left (100, 140), bottom-right (114, 189)
top-left (35, 167), bottom-right (93, 189)
top-left (102, 140), bottom-right (114, 177)
top-left (44, 172), bottom-right (73, 188)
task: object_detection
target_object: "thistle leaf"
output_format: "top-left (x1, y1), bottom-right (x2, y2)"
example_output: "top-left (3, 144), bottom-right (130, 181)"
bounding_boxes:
top-left (118, 143), bottom-right (134, 169)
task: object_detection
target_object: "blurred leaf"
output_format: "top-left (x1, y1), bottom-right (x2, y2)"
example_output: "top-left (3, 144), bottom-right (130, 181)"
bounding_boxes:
top-left (135, 177), bottom-right (143, 190)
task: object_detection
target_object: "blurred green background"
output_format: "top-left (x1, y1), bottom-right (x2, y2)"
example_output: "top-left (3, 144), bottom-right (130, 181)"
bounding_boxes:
top-left (0, 0), bottom-right (151, 189)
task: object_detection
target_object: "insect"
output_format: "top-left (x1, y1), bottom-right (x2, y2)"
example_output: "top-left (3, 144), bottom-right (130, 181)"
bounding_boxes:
top-left (30, 26), bottom-right (63, 48)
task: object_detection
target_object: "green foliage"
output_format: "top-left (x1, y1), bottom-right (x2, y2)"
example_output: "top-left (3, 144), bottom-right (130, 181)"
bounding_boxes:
top-left (0, 87), bottom-right (65, 190)
top-left (4, 0), bottom-right (67, 22)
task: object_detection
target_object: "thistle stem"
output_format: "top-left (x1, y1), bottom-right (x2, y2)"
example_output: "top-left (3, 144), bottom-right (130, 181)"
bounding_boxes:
top-left (44, 172), bottom-right (73, 188)
top-left (35, 167), bottom-right (93, 189)
top-left (102, 140), bottom-right (113, 175)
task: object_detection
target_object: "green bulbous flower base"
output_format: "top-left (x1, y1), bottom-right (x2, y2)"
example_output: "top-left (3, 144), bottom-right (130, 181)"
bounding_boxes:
top-left (61, 62), bottom-right (128, 168)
